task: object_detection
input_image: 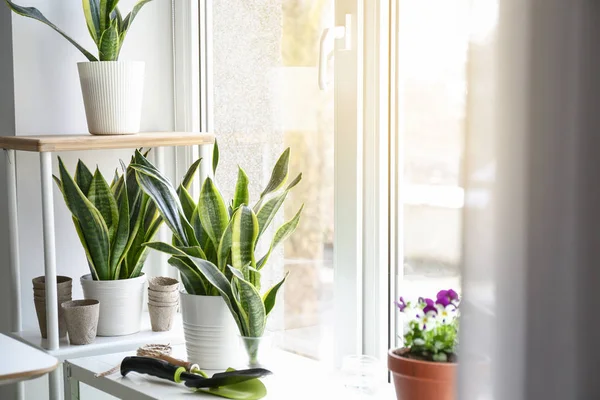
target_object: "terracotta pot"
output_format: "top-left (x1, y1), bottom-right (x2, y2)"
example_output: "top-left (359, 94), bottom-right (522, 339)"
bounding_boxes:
top-left (388, 348), bottom-right (456, 400)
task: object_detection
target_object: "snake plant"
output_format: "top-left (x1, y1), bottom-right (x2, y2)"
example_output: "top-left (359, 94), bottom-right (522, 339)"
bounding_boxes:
top-left (4, 0), bottom-right (153, 61)
top-left (54, 151), bottom-right (200, 280)
top-left (132, 143), bottom-right (303, 339)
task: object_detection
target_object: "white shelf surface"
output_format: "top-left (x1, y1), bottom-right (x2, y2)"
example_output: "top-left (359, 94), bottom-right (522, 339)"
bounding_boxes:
top-left (9, 312), bottom-right (184, 362)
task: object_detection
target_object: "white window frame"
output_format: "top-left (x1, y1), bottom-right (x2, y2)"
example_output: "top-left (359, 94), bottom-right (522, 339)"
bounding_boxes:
top-left (171, 0), bottom-right (393, 365)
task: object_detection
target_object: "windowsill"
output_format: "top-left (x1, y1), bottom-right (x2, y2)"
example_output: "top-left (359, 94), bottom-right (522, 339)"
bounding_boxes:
top-left (67, 345), bottom-right (395, 399)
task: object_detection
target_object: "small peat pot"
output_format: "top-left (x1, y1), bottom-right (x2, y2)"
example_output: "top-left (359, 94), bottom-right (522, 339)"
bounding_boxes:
top-left (148, 276), bottom-right (179, 292)
top-left (32, 275), bottom-right (73, 339)
top-left (62, 300), bottom-right (100, 345)
top-left (388, 348), bottom-right (457, 400)
top-left (148, 303), bottom-right (178, 332)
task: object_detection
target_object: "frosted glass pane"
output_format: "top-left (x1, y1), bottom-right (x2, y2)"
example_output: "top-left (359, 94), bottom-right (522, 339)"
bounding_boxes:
top-left (212, 0), bottom-right (335, 362)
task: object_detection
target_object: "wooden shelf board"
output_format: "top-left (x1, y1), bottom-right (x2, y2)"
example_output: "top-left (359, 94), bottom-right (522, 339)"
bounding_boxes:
top-left (8, 313), bottom-right (184, 362)
top-left (0, 132), bottom-right (214, 152)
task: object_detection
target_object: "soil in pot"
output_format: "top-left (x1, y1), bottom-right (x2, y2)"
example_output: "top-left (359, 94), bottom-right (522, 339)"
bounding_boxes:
top-left (388, 348), bottom-right (457, 400)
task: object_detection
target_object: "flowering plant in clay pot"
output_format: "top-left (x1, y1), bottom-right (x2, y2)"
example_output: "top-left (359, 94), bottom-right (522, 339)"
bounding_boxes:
top-left (388, 289), bottom-right (460, 400)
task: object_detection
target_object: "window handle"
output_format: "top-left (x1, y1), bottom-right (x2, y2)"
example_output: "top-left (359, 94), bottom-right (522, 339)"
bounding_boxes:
top-left (318, 14), bottom-right (352, 91)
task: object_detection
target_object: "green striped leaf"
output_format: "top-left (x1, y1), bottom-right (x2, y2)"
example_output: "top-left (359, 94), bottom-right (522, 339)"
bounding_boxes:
top-left (256, 192), bottom-right (286, 240)
top-left (190, 258), bottom-right (245, 334)
top-left (168, 256), bottom-right (207, 295)
top-left (229, 266), bottom-right (266, 337)
top-left (178, 185), bottom-right (196, 221)
top-left (75, 160), bottom-right (94, 195)
top-left (121, 0), bottom-right (153, 39)
top-left (87, 168), bottom-right (119, 233)
top-left (98, 0), bottom-right (118, 32)
top-left (190, 207), bottom-right (207, 248)
top-left (144, 241), bottom-right (187, 257)
top-left (257, 205), bottom-right (304, 270)
top-left (177, 157), bottom-right (202, 193)
top-left (71, 217), bottom-right (99, 280)
top-left (259, 148), bottom-right (290, 198)
top-left (263, 273), bottom-right (288, 317)
top-left (98, 22), bottom-right (119, 61)
top-left (212, 140), bottom-right (219, 176)
top-left (232, 166), bottom-right (249, 210)
top-left (198, 178), bottom-right (230, 249)
top-left (230, 206), bottom-right (258, 272)
top-left (4, 0), bottom-right (98, 61)
top-left (58, 157), bottom-right (110, 280)
top-left (217, 220), bottom-right (233, 272)
top-left (110, 177), bottom-right (130, 279)
top-left (131, 162), bottom-right (189, 246)
top-left (82, 0), bottom-right (101, 43)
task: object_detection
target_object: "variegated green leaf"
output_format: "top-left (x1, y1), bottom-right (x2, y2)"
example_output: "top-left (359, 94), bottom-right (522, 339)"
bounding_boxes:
top-left (257, 205), bottom-right (304, 270)
top-left (71, 217), bottom-right (99, 280)
top-left (87, 168), bottom-right (119, 232)
top-left (232, 166), bottom-right (249, 210)
top-left (121, 0), bottom-right (152, 39)
top-left (58, 157), bottom-right (110, 280)
top-left (229, 266), bottom-right (266, 337)
top-left (179, 158), bottom-right (202, 192)
top-left (4, 0), bottom-right (98, 61)
top-left (99, 0), bottom-right (118, 32)
top-left (178, 185), bottom-right (196, 221)
top-left (198, 178), bottom-right (229, 248)
top-left (263, 273), bottom-right (288, 317)
top-left (75, 160), bottom-right (94, 195)
top-left (217, 219), bottom-right (233, 272)
top-left (190, 258), bottom-right (245, 334)
top-left (168, 256), bottom-right (207, 295)
top-left (82, 0), bottom-right (101, 43)
top-left (259, 148), bottom-right (290, 198)
top-left (256, 192), bottom-right (286, 240)
top-left (98, 22), bottom-right (119, 61)
top-left (131, 161), bottom-right (190, 246)
top-left (230, 206), bottom-right (258, 271)
top-left (144, 241), bottom-right (187, 257)
top-left (110, 177), bottom-right (130, 279)
top-left (212, 140), bottom-right (219, 176)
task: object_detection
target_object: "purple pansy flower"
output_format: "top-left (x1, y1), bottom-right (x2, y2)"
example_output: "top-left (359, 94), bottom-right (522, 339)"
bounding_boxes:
top-left (437, 289), bottom-right (460, 306)
top-left (422, 298), bottom-right (437, 316)
top-left (395, 296), bottom-right (407, 312)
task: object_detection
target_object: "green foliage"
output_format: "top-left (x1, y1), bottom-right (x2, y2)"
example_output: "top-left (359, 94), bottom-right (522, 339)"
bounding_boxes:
top-left (133, 143), bottom-right (304, 337)
top-left (54, 150), bottom-right (200, 280)
top-left (403, 320), bottom-right (458, 362)
top-left (4, 0), bottom-right (154, 61)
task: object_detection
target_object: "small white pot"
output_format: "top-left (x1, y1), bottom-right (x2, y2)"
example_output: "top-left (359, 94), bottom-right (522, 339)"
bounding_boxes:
top-left (77, 61), bottom-right (145, 135)
top-left (81, 274), bottom-right (146, 336)
top-left (180, 291), bottom-right (239, 370)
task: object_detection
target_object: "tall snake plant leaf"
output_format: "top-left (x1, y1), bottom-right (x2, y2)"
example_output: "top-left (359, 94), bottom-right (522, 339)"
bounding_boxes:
top-left (168, 256), bottom-right (207, 296)
top-left (82, 0), bottom-right (101, 43)
top-left (257, 205), bottom-right (304, 270)
top-left (4, 0), bottom-right (97, 61)
top-left (87, 168), bottom-right (119, 239)
top-left (75, 160), bottom-right (94, 195)
top-left (98, 22), bottom-right (119, 61)
top-left (131, 162), bottom-right (189, 246)
top-left (255, 173), bottom-right (302, 240)
top-left (198, 178), bottom-right (230, 249)
top-left (110, 177), bottom-right (130, 279)
top-left (230, 206), bottom-right (258, 272)
top-left (257, 148), bottom-right (290, 202)
top-left (178, 186), bottom-right (196, 221)
top-left (58, 157), bottom-right (111, 280)
top-left (190, 258), bottom-right (245, 334)
top-left (229, 266), bottom-right (266, 337)
top-left (263, 273), bottom-right (288, 317)
top-left (232, 166), bottom-right (249, 210)
top-left (217, 221), bottom-right (233, 273)
top-left (99, 0), bottom-right (119, 32)
top-left (212, 140), bottom-right (219, 176)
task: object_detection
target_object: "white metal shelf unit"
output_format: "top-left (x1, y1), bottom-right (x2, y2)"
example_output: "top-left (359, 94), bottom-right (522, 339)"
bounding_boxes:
top-left (0, 132), bottom-right (214, 400)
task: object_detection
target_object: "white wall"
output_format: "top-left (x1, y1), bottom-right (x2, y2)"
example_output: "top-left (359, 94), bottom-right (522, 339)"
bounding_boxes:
top-left (2, 0), bottom-right (176, 398)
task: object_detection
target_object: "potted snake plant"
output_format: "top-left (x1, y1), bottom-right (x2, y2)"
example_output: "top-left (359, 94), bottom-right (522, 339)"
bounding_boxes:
top-left (54, 151), bottom-right (200, 336)
top-left (132, 143), bottom-right (303, 369)
top-left (4, 0), bottom-right (154, 135)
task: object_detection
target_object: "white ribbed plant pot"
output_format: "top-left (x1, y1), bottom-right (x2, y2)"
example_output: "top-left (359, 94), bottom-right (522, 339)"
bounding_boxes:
top-left (77, 61), bottom-right (145, 135)
top-left (81, 274), bottom-right (146, 336)
top-left (180, 291), bottom-right (239, 370)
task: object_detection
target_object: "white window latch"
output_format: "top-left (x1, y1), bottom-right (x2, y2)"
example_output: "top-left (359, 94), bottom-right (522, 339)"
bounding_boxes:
top-left (318, 14), bottom-right (352, 91)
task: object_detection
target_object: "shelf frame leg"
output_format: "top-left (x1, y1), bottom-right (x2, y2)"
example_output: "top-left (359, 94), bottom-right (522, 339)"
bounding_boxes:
top-left (6, 150), bottom-right (24, 400)
top-left (63, 362), bottom-right (80, 400)
top-left (40, 152), bottom-right (59, 351)
top-left (49, 368), bottom-right (61, 400)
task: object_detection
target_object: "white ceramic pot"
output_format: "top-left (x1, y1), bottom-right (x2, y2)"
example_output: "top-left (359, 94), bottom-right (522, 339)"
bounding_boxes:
top-left (77, 61), bottom-right (145, 135)
top-left (180, 291), bottom-right (239, 370)
top-left (81, 274), bottom-right (146, 336)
